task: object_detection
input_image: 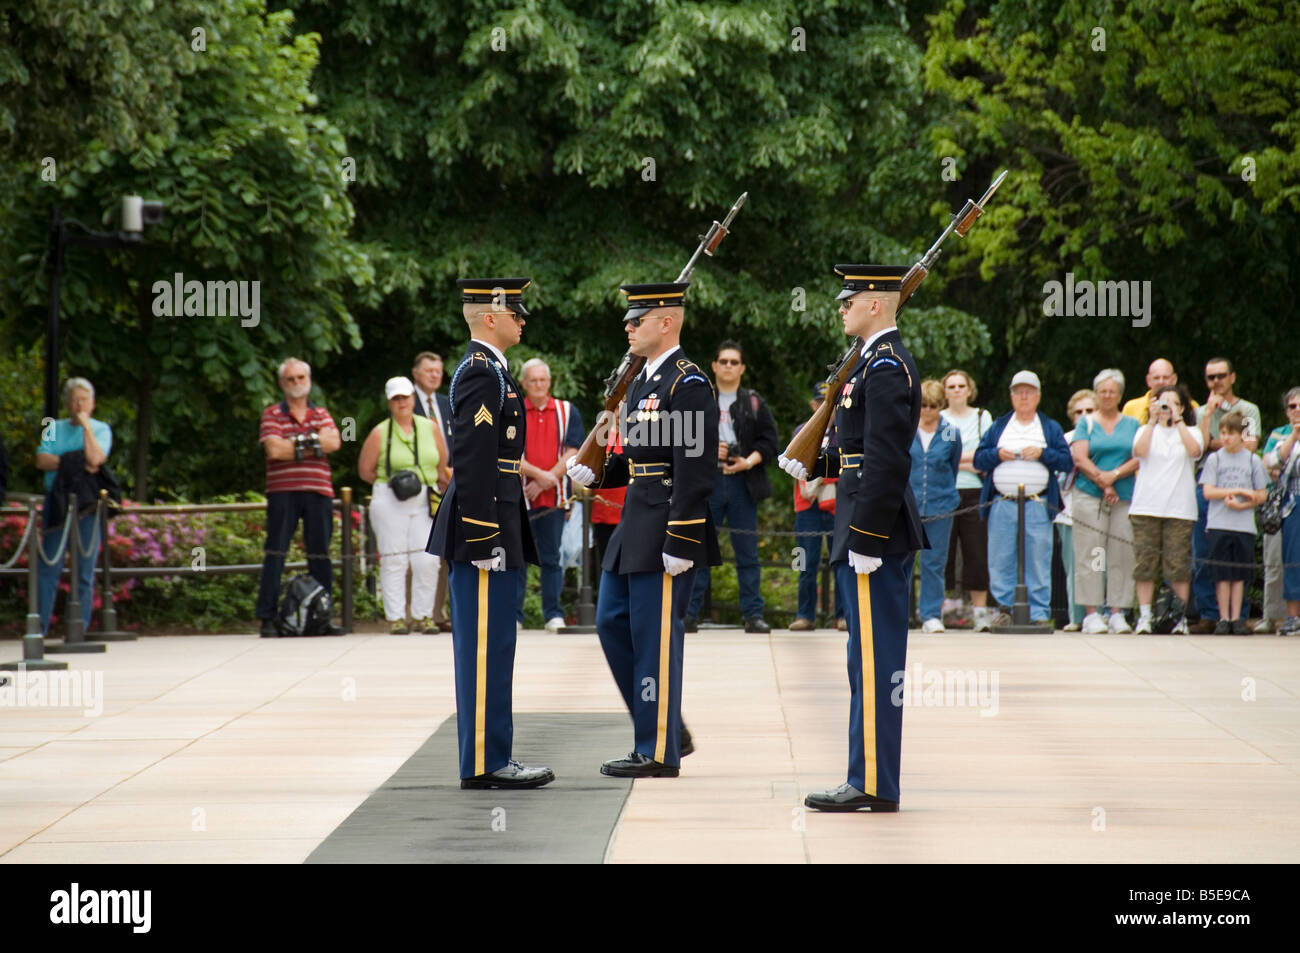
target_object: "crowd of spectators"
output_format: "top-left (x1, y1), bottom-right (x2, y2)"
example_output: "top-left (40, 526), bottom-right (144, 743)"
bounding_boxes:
top-left (20, 350), bottom-right (1300, 639)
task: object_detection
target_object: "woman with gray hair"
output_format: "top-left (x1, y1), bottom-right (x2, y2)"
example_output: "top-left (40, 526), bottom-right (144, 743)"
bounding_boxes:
top-left (1070, 368), bottom-right (1141, 634)
top-left (34, 377), bottom-right (113, 635)
top-left (1261, 387), bottom-right (1300, 635)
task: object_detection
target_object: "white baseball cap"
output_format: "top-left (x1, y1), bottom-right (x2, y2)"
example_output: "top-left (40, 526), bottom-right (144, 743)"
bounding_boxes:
top-left (1009, 370), bottom-right (1041, 391)
top-left (385, 376), bottom-right (415, 400)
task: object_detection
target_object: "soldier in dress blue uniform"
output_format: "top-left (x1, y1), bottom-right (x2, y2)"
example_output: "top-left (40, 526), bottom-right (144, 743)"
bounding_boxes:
top-left (567, 281), bottom-right (720, 777)
top-left (427, 277), bottom-right (553, 789)
top-left (780, 264), bottom-right (927, 811)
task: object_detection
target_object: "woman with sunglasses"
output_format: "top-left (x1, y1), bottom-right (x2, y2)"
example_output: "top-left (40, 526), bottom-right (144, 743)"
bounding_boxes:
top-left (1129, 384), bottom-right (1202, 634)
top-left (1070, 368), bottom-right (1141, 634)
top-left (1261, 387), bottom-right (1300, 635)
top-left (1054, 389), bottom-right (1096, 630)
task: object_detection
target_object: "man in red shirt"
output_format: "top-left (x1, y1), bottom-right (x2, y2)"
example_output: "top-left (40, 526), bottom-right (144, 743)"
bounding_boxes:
top-left (518, 358), bottom-right (585, 631)
top-left (791, 381), bottom-right (845, 630)
top-left (255, 357), bottom-right (344, 636)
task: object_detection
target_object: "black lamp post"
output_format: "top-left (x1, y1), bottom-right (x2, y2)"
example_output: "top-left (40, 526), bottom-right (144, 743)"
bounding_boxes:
top-left (44, 197), bottom-right (162, 419)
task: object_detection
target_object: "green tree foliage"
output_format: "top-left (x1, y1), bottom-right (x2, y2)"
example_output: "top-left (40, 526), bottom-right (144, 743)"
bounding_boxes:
top-left (281, 0), bottom-right (992, 468)
top-left (0, 0), bottom-right (371, 499)
top-left (924, 0), bottom-right (1300, 419)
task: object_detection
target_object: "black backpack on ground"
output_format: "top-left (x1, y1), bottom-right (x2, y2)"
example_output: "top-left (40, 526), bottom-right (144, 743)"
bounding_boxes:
top-left (276, 575), bottom-right (332, 637)
top-left (1152, 584), bottom-right (1186, 634)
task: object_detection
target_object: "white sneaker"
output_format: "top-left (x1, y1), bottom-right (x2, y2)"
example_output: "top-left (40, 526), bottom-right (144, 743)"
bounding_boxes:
top-left (1081, 612), bottom-right (1108, 634)
top-left (921, 618), bottom-right (945, 633)
top-left (1134, 616), bottom-right (1153, 635)
top-left (544, 616), bottom-right (565, 633)
top-left (1252, 618), bottom-right (1275, 634)
top-left (1171, 617), bottom-right (1189, 634)
top-left (1063, 622), bottom-right (1082, 632)
top-left (1108, 612), bottom-right (1132, 634)
top-left (972, 607), bottom-right (992, 632)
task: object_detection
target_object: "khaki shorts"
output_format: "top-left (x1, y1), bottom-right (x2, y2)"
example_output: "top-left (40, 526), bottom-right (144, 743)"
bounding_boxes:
top-left (1129, 515), bottom-right (1193, 582)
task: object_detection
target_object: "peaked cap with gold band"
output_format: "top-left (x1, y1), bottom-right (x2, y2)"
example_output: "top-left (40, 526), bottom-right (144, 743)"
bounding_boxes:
top-left (458, 276), bottom-right (532, 315)
top-left (620, 281), bottom-right (689, 322)
top-left (834, 264), bottom-right (908, 300)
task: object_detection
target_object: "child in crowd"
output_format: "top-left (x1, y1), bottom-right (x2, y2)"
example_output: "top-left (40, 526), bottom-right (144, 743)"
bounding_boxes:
top-left (1199, 412), bottom-right (1268, 634)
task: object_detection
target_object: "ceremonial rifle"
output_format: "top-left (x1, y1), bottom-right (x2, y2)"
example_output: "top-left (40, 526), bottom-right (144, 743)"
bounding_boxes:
top-left (783, 170), bottom-right (1008, 470)
top-left (572, 192), bottom-right (749, 480)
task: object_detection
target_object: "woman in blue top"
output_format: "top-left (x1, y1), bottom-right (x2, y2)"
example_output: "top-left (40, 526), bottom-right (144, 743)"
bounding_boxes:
top-left (1262, 387), bottom-right (1300, 635)
top-left (1070, 368), bottom-right (1141, 634)
top-left (908, 380), bottom-right (962, 632)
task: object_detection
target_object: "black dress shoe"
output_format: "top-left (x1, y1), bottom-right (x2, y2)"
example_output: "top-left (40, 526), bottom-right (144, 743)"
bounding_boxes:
top-left (744, 616), bottom-right (771, 634)
top-left (683, 616), bottom-right (698, 633)
top-left (680, 724), bottom-right (695, 757)
top-left (259, 619), bottom-right (279, 638)
top-left (460, 760), bottom-right (556, 790)
top-left (323, 623), bottom-right (347, 636)
top-left (804, 782), bottom-right (898, 813)
top-left (600, 752), bottom-right (679, 778)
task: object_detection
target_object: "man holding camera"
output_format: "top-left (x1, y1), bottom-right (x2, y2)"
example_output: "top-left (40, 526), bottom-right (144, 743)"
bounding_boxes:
top-left (684, 340), bottom-right (779, 633)
top-left (255, 357), bottom-right (345, 636)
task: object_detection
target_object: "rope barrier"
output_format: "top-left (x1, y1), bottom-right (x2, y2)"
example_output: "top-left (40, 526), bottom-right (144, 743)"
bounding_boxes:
top-left (0, 511), bottom-right (36, 570)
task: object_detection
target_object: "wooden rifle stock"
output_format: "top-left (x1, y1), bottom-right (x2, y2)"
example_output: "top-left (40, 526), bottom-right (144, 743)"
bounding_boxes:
top-left (572, 351), bottom-right (645, 481)
top-left (784, 340), bottom-right (860, 470)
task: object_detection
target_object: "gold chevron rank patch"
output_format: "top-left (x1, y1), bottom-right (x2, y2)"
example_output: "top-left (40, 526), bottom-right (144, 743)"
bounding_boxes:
top-left (474, 404), bottom-right (493, 427)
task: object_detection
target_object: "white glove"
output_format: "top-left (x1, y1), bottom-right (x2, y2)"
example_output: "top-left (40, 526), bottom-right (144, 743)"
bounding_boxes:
top-left (566, 457), bottom-right (595, 487)
top-left (662, 552), bottom-right (694, 576)
top-left (778, 453), bottom-right (808, 481)
top-left (848, 551), bottom-right (882, 575)
top-left (471, 555), bottom-right (503, 571)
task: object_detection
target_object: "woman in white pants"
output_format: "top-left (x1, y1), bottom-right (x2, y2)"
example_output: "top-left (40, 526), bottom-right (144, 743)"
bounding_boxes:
top-left (359, 377), bottom-right (449, 633)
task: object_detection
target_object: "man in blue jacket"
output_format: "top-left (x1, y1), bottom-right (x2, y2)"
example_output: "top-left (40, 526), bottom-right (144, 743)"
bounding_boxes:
top-left (972, 371), bottom-right (1073, 625)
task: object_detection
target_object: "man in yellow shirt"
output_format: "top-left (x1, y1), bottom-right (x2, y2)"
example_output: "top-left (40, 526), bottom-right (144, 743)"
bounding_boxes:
top-left (1122, 358), bottom-right (1197, 423)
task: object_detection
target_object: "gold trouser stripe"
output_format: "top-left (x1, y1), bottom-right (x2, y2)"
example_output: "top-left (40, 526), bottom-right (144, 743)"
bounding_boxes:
top-left (654, 573), bottom-right (672, 763)
top-left (857, 573), bottom-right (877, 797)
top-left (476, 569), bottom-right (489, 776)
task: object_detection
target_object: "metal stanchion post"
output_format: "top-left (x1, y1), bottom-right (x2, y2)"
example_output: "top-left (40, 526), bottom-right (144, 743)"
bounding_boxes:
top-left (561, 489), bottom-right (596, 633)
top-left (991, 484), bottom-right (1048, 633)
top-left (2, 497), bottom-right (67, 671)
top-left (46, 506), bottom-right (106, 654)
top-left (340, 488), bottom-right (354, 634)
top-left (88, 490), bottom-right (134, 642)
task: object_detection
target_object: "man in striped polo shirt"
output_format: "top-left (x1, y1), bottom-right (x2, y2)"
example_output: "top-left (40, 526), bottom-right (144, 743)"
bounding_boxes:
top-left (255, 357), bottom-right (345, 636)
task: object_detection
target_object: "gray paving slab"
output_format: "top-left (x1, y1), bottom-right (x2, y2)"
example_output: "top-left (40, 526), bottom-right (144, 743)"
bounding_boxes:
top-left (306, 713), bottom-right (632, 864)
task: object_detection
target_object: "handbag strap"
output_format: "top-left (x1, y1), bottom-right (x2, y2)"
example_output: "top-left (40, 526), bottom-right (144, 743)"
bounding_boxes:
top-left (385, 417), bottom-right (427, 485)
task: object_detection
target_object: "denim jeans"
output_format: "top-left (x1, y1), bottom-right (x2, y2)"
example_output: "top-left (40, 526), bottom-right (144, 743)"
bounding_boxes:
top-left (517, 506), bottom-right (565, 623)
top-left (688, 472), bottom-right (763, 620)
top-left (38, 508), bottom-right (100, 635)
top-left (794, 506), bottom-right (843, 621)
top-left (1055, 522), bottom-right (1086, 625)
top-left (255, 491), bottom-right (333, 620)
top-left (906, 515), bottom-right (952, 621)
top-left (987, 497), bottom-right (1053, 621)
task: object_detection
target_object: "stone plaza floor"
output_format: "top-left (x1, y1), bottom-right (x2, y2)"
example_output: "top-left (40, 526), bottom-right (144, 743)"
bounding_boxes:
top-left (1, 628), bottom-right (1296, 863)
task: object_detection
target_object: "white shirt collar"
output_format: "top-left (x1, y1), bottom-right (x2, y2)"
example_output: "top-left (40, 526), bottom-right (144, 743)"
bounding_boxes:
top-left (642, 346), bottom-right (680, 382)
top-left (860, 325), bottom-right (897, 358)
top-left (471, 338), bottom-right (508, 369)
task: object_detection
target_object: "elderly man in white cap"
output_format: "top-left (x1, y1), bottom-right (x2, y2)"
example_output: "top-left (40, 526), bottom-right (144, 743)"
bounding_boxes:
top-left (970, 370), bottom-right (1074, 627)
top-left (358, 375), bottom-right (450, 633)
